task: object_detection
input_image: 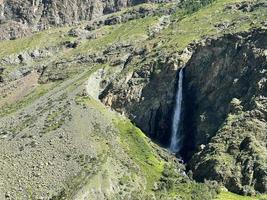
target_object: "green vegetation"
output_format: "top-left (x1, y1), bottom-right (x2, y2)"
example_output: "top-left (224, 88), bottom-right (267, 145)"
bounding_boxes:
top-left (0, 3), bottom-right (158, 60)
top-left (217, 191), bottom-right (267, 200)
top-left (116, 119), bottom-right (164, 191)
top-left (1, 0), bottom-right (265, 60)
top-left (180, 0), bottom-right (217, 14)
top-left (75, 95), bottom-right (109, 115)
top-left (153, 0), bottom-right (267, 51)
top-left (74, 97), bottom-right (220, 199)
top-left (0, 27), bottom-right (74, 58)
top-left (0, 64), bottom-right (101, 118)
top-left (154, 163), bottom-right (219, 200)
top-left (66, 16), bottom-right (157, 58)
top-left (0, 0), bottom-right (266, 199)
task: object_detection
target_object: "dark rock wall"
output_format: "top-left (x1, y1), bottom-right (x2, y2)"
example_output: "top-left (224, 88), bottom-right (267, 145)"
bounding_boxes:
top-left (100, 52), bottom-right (180, 146)
top-left (184, 29), bottom-right (267, 194)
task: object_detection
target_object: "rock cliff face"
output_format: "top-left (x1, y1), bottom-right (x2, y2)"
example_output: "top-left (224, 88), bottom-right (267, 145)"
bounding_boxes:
top-left (100, 52), bottom-right (180, 146)
top-left (0, 0), bottom-right (174, 40)
top-left (99, 47), bottom-right (192, 146)
top-left (184, 28), bottom-right (267, 195)
top-left (100, 28), bottom-right (267, 194)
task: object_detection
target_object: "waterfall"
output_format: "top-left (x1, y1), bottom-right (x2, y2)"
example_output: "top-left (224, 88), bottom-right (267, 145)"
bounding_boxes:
top-left (170, 67), bottom-right (184, 153)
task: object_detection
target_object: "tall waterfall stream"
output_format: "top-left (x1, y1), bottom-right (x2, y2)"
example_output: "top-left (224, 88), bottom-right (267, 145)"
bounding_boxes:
top-left (170, 67), bottom-right (184, 153)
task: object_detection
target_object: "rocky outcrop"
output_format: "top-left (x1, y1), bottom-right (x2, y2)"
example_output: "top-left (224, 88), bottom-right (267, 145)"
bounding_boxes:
top-left (0, 66), bottom-right (4, 82)
top-left (85, 5), bottom-right (174, 32)
top-left (99, 28), bottom-right (267, 195)
top-left (99, 46), bottom-right (193, 146)
top-left (0, 21), bottom-right (32, 40)
top-left (101, 55), bottom-right (177, 145)
top-left (224, 1), bottom-right (267, 12)
top-left (0, 0), bottom-right (175, 40)
top-left (184, 28), bottom-right (267, 195)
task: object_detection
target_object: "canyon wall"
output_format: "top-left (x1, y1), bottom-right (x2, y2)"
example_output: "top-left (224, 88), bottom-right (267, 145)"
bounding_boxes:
top-left (100, 28), bottom-right (267, 194)
top-left (185, 28), bottom-right (267, 195)
top-left (100, 51), bottom-right (180, 146)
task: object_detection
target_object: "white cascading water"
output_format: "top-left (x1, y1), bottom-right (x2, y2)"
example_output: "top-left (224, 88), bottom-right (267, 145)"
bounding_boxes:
top-left (170, 67), bottom-right (184, 153)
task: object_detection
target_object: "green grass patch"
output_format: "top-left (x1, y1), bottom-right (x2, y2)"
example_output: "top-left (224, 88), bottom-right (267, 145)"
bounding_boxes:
top-left (155, 163), bottom-right (220, 200)
top-left (217, 191), bottom-right (267, 200)
top-left (0, 3), bottom-right (160, 60)
top-left (116, 119), bottom-right (164, 191)
top-left (152, 0), bottom-right (267, 51)
top-left (65, 16), bottom-right (157, 57)
top-left (75, 95), bottom-right (105, 111)
top-left (168, 182), bottom-right (217, 200)
top-left (0, 27), bottom-right (74, 58)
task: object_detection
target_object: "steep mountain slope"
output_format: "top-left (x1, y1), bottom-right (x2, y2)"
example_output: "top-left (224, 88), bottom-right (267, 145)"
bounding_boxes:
top-left (0, 0), bottom-right (266, 199)
top-left (0, 0), bottom-right (175, 40)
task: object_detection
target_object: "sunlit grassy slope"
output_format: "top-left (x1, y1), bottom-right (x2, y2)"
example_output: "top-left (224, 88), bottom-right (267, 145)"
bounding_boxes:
top-left (152, 0), bottom-right (267, 51)
top-left (217, 191), bottom-right (267, 200)
top-left (1, 0), bottom-right (265, 59)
